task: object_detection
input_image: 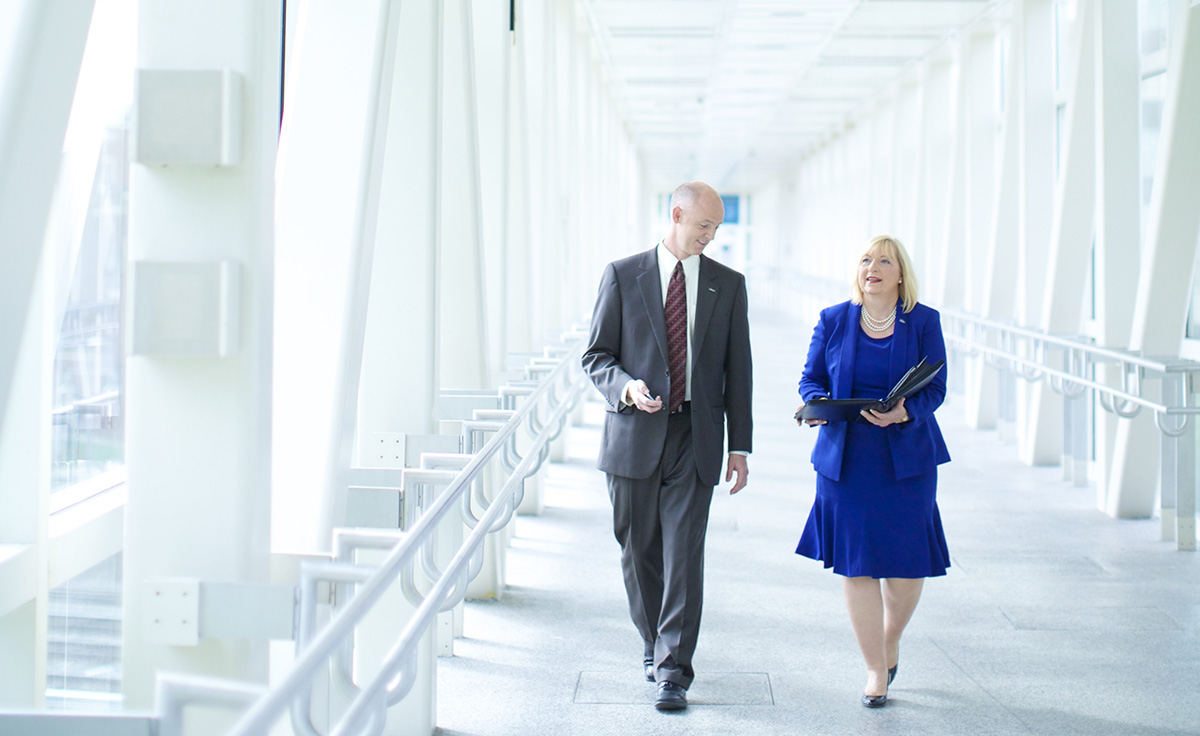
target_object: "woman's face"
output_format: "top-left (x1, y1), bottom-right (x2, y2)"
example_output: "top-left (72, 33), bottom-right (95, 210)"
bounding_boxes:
top-left (858, 247), bottom-right (901, 299)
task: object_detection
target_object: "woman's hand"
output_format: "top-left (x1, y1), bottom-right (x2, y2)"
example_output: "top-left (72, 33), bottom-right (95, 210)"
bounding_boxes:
top-left (796, 401), bottom-right (827, 426)
top-left (861, 397), bottom-right (909, 427)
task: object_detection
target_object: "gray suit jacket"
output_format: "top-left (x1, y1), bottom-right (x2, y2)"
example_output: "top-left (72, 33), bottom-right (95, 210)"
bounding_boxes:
top-left (582, 247), bottom-right (753, 486)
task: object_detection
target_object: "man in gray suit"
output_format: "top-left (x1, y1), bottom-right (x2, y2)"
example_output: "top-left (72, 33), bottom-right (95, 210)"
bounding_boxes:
top-left (582, 181), bottom-right (752, 711)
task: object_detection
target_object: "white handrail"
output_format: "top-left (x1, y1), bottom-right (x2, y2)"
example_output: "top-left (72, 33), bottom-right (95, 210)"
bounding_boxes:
top-left (114, 330), bottom-right (592, 736)
top-left (940, 309), bottom-right (1200, 421)
top-left (228, 338), bottom-right (587, 735)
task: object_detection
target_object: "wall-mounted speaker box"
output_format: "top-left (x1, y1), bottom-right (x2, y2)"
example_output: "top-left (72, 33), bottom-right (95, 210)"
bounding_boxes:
top-left (129, 261), bottom-right (241, 357)
top-left (133, 69), bottom-right (242, 166)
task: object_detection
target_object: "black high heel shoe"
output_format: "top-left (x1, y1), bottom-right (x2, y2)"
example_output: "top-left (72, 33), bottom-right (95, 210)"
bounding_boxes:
top-left (888, 663), bottom-right (898, 686)
top-left (861, 692), bottom-right (888, 708)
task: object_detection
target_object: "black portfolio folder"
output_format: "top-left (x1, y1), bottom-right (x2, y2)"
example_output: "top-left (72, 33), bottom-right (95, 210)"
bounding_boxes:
top-left (796, 357), bottom-right (946, 424)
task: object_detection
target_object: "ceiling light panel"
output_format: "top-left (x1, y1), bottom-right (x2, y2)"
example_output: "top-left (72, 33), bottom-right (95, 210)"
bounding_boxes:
top-left (841, 0), bottom-right (990, 32)
top-left (822, 34), bottom-right (943, 58)
top-left (583, 0), bottom-right (998, 191)
top-left (590, 0), bottom-right (723, 28)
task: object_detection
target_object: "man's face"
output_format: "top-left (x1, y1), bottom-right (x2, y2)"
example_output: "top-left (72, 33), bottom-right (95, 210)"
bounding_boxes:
top-left (672, 195), bottom-right (724, 258)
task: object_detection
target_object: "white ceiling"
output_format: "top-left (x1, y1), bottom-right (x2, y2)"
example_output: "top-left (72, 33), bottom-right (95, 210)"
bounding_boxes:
top-left (579, 0), bottom-right (1008, 193)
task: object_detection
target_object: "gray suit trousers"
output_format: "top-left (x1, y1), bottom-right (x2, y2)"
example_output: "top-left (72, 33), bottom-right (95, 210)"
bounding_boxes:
top-left (607, 407), bottom-right (713, 690)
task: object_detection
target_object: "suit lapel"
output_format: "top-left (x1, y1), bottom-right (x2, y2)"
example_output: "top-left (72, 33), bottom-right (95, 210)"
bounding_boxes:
top-left (836, 301), bottom-right (858, 399)
top-left (637, 248), bottom-right (669, 365)
top-left (889, 300), bottom-right (911, 385)
top-left (691, 256), bottom-right (719, 360)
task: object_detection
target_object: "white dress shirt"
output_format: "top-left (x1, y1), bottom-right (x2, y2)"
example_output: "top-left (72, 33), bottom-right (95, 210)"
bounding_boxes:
top-left (621, 242), bottom-right (698, 407)
top-left (619, 243), bottom-right (748, 459)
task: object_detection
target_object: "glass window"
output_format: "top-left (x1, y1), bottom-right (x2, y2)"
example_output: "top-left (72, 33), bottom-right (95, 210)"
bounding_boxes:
top-left (1053, 0), bottom-right (1078, 179)
top-left (1138, 0), bottom-right (1169, 225)
top-left (44, 0), bottom-right (134, 710)
top-left (1053, 0), bottom-right (1078, 95)
top-left (45, 554), bottom-right (123, 711)
top-left (48, 0), bottom-right (136, 498)
top-left (1187, 229), bottom-right (1200, 341)
top-left (1139, 72), bottom-right (1166, 217)
top-left (1138, 0), bottom-right (1169, 57)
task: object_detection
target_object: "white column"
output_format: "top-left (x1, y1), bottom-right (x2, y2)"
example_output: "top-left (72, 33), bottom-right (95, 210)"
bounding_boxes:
top-left (439, 0), bottom-right (490, 391)
top-left (1014, 0), bottom-right (1058, 464)
top-left (939, 40), bottom-right (969, 310)
top-left (0, 0), bottom-right (93, 460)
top-left (522, 0), bottom-right (551, 344)
top-left (1110, 1), bottom-right (1200, 518)
top-left (472, 0), bottom-right (511, 382)
top-left (1025, 1), bottom-right (1099, 466)
top-left (919, 54), bottom-right (956, 305)
top-left (969, 18), bottom-right (1024, 430)
top-left (535, 0), bottom-right (566, 344)
top-left (1091, 0), bottom-right (1143, 510)
top-left (1016, 0), bottom-right (1056, 328)
top-left (274, 0), bottom-right (396, 553)
top-left (122, 1), bottom-right (278, 725)
top-left (506, 1), bottom-right (534, 354)
top-left (0, 0), bottom-right (93, 708)
top-left (868, 101), bottom-right (896, 235)
top-left (0, 271), bottom-right (50, 707)
top-left (358, 0), bottom-right (440, 448)
top-left (892, 81), bottom-right (923, 250)
top-left (963, 30), bottom-right (998, 316)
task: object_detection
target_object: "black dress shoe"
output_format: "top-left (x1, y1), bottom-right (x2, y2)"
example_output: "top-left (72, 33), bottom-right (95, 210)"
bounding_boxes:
top-left (644, 661), bottom-right (655, 682)
top-left (655, 681), bottom-right (687, 711)
top-left (861, 692), bottom-right (888, 708)
top-left (887, 664), bottom-right (898, 686)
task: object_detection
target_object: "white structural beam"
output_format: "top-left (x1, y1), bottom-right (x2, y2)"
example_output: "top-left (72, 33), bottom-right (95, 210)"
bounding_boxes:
top-left (1109, 1), bottom-right (1200, 518)
top-left (0, 0), bottom-right (93, 464)
top-left (274, 0), bottom-right (401, 552)
top-left (472, 0), bottom-right (511, 382)
top-left (505, 4), bottom-right (534, 354)
top-left (938, 42), bottom-right (968, 310)
top-left (122, 0), bottom-right (279, 727)
top-left (968, 14), bottom-right (1024, 430)
top-left (531, 0), bottom-right (566, 345)
top-left (962, 29), bottom-right (998, 317)
top-left (439, 0), bottom-right (490, 391)
top-left (0, 275), bottom-right (49, 708)
top-left (1014, 0), bottom-right (1058, 464)
top-left (1091, 0), bottom-right (1144, 510)
top-left (1023, 0), bottom-right (1099, 466)
top-left (358, 0), bottom-right (441, 447)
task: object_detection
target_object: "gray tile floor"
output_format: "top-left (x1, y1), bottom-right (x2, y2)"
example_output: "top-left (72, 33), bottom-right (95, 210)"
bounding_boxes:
top-left (436, 311), bottom-right (1200, 736)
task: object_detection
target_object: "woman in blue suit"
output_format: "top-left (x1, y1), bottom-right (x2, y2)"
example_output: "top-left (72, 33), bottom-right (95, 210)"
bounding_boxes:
top-left (795, 235), bottom-right (951, 708)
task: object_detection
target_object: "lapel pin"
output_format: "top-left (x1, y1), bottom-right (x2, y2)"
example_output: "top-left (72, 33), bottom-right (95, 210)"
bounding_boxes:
top-left (708, 287), bottom-right (717, 292)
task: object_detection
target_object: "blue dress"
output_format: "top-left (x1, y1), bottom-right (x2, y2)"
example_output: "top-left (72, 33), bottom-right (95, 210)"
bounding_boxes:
top-left (795, 329), bottom-right (951, 579)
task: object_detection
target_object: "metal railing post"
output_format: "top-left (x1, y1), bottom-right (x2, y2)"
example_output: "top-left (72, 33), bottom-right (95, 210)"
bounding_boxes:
top-left (1177, 375), bottom-right (1197, 552)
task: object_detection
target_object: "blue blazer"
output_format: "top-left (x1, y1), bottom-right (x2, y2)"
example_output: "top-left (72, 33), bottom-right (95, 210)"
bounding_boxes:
top-left (799, 300), bottom-right (950, 482)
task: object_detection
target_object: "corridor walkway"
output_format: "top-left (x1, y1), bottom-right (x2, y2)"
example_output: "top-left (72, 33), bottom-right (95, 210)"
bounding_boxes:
top-left (436, 309), bottom-right (1200, 736)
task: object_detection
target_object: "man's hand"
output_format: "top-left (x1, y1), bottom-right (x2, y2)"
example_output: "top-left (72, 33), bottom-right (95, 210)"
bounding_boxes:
top-left (725, 454), bottom-right (749, 494)
top-left (626, 380), bottom-right (664, 413)
top-left (861, 397), bottom-right (908, 427)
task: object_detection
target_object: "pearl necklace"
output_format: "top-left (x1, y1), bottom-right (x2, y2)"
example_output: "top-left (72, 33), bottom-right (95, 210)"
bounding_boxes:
top-left (861, 304), bottom-right (897, 332)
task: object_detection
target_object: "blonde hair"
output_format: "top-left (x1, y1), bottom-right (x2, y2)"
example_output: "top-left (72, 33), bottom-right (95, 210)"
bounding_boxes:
top-left (849, 234), bottom-right (918, 313)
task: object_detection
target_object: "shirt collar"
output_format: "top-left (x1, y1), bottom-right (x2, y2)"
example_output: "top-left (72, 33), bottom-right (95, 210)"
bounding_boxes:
top-left (656, 241), bottom-right (700, 281)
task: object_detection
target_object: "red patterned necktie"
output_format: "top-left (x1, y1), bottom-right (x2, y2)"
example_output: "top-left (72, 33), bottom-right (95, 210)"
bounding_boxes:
top-left (665, 262), bottom-right (687, 413)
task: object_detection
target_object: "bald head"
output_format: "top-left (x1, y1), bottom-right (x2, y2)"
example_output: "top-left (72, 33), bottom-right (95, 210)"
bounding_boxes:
top-left (669, 181), bottom-right (722, 215)
top-left (664, 181), bottom-right (724, 260)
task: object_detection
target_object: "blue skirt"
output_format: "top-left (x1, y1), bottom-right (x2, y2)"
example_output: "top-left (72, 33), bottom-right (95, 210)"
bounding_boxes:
top-left (796, 422), bottom-right (950, 579)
